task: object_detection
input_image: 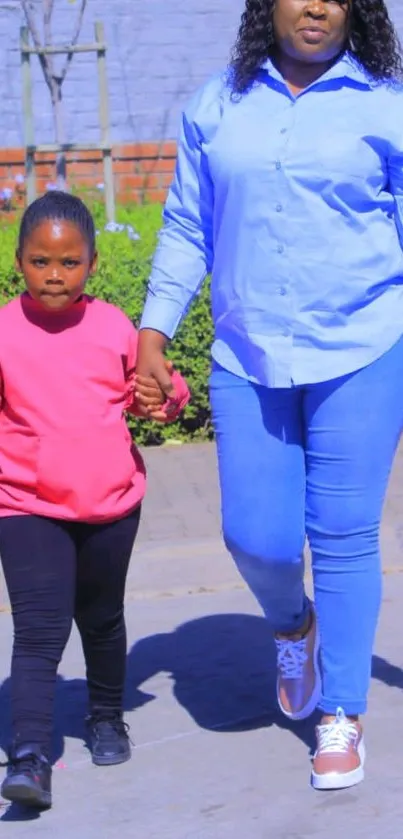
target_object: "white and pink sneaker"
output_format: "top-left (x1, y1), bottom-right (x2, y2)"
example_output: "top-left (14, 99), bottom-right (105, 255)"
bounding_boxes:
top-left (275, 604), bottom-right (321, 721)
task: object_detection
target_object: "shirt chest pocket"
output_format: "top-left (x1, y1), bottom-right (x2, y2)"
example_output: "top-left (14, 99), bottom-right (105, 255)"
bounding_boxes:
top-left (291, 125), bottom-right (387, 184)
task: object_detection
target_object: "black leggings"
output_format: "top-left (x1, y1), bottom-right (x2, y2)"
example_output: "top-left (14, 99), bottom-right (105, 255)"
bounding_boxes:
top-left (0, 509), bottom-right (140, 758)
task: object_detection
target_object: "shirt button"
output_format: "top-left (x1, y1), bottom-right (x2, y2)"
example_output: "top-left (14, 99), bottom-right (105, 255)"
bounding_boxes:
top-left (279, 287), bottom-right (287, 295)
top-left (275, 161), bottom-right (282, 170)
top-left (276, 204), bottom-right (283, 212)
top-left (277, 244), bottom-right (284, 254)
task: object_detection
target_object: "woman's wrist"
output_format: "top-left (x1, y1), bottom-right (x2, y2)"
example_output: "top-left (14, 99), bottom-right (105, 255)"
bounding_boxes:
top-left (138, 328), bottom-right (169, 353)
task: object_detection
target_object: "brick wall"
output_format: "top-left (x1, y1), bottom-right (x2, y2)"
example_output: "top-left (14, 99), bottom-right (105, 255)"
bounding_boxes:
top-left (0, 0), bottom-right (244, 149)
top-left (0, 141), bottom-right (176, 205)
top-left (0, 0), bottom-right (401, 150)
top-left (1, 0), bottom-right (402, 207)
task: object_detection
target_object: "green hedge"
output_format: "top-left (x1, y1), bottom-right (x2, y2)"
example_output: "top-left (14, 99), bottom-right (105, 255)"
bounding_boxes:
top-left (0, 202), bottom-right (214, 445)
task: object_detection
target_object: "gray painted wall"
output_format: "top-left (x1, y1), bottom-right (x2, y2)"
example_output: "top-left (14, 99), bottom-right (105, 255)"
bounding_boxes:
top-left (0, 0), bottom-right (402, 148)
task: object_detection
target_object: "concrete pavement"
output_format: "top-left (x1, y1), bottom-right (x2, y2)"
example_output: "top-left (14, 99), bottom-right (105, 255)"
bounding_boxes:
top-left (0, 441), bottom-right (403, 835)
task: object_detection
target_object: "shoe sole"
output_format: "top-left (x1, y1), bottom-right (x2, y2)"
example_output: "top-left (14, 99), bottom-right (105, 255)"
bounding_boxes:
top-left (1, 778), bottom-right (51, 809)
top-left (92, 749), bottom-right (132, 767)
top-left (277, 608), bottom-right (322, 722)
top-left (311, 739), bottom-right (366, 791)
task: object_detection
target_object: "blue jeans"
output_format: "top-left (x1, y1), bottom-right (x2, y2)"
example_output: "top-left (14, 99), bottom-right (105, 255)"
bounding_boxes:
top-left (209, 337), bottom-right (403, 715)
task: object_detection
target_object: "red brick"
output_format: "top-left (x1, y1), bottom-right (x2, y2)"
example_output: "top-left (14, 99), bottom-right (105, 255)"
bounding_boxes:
top-left (35, 151), bottom-right (55, 164)
top-left (117, 190), bottom-right (141, 204)
top-left (68, 176), bottom-right (99, 189)
top-left (68, 162), bottom-right (94, 176)
top-left (90, 161), bottom-right (104, 178)
top-left (75, 161), bottom-right (103, 177)
top-left (127, 142), bottom-right (160, 160)
top-left (160, 172), bottom-right (174, 187)
top-left (143, 188), bottom-right (167, 204)
top-left (34, 163), bottom-right (56, 179)
top-left (0, 142), bottom-right (177, 199)
top-left (118, 174), bottom-right (160, 191)
top-left (139, 158), bottom-right (176, 174)
top-left (160, 141), bottom-right (177, 158)
top-left (0, 149), bottom-right (25, 164)
top-left (36, 178), bottom-right (51, 195)
top-left (113, 143), bottom-right (136, 159)
top-left (112, 160), bottom-right (136, 174)
top-left (113, 143), bottom-right (161, 160)
top-left (74, 149), bottom-right (102, 162)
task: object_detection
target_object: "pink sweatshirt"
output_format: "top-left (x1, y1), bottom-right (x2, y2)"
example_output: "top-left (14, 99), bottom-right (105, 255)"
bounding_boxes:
top-left (0, 293), bottom-right (189, 522)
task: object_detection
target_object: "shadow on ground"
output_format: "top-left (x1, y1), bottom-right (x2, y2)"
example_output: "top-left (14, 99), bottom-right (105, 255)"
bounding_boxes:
top-left (0, 614), bottom-right (400, 821)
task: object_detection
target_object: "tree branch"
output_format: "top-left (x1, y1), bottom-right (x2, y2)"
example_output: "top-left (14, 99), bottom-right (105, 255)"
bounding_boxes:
top-left (43, 0), bottom-right (54, 47)
top-left (21, 0), bottom-right (87, 90)
top-left (42, 0), bottom-right (55, 87)
top-left (20, 0), bottom-right (53, 92)
top-left (59, 0), bottom-right (87, 85)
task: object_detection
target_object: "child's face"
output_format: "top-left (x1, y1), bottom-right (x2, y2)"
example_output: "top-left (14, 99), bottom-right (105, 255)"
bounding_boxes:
top-left (16, 219), bottom-right (97, 312)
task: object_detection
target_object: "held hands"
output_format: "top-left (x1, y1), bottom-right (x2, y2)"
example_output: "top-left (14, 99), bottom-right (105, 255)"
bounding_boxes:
top-left (133, 329), bottom-right (189, 422)
top-left (134, 359), bottom-right (179, 422)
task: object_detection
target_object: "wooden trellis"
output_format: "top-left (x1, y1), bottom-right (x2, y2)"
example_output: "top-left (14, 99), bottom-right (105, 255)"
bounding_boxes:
top-left (20, 20), bottom-right (115, 223)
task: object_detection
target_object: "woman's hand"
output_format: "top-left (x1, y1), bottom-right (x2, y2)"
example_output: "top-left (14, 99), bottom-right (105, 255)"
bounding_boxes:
top-left (134, 328), bottom-right (181, 421)
top-left (134, 329), bottom-right (190, 423)
top-left (136, 329), bottom-right (174, 395)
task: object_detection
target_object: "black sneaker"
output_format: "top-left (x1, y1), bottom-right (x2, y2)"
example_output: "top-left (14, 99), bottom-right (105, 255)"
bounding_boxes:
top-left (87, 713), bottom-right (132, 766)
top-left (1, 743), bottom-right (52, 809)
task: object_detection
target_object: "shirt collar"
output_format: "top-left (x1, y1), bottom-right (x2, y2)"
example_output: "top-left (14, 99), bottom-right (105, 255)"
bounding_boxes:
top-left (260, 52), bottom-right (374, 89)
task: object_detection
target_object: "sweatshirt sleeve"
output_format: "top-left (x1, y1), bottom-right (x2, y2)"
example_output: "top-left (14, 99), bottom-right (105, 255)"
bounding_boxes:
top-left (124, 323), bottom-right (190, 422)
top-left (160, 370), bottom-right (190, 422)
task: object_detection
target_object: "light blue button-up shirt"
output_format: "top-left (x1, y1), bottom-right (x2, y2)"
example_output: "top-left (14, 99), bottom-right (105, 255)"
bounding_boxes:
top-left (141, 54), bottom-right (403, 387)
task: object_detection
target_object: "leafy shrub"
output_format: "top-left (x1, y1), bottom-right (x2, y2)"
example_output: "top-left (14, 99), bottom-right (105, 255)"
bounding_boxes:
top-left (0, 202), bottom-right (213, 445)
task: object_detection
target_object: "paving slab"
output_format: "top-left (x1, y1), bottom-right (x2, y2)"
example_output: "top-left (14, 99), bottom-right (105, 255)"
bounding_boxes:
top-left (1, 440), bottom-right (403, 608)
top-left (0, 575), bottom-right (402, 836)
top-left (0, 439), bottom-right (403, 835)
top-left (138, 441), bottom-right (403, 574)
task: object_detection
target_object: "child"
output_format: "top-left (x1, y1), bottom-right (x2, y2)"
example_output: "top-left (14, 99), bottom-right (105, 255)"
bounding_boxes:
top-left (0, 191), bottom-right (189, 809)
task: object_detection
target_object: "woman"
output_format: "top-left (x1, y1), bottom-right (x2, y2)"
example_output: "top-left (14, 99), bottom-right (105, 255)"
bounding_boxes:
top-left (136, 0), bottom-right (403, 790)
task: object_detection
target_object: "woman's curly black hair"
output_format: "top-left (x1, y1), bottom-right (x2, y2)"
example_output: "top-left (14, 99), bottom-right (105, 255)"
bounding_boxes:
top-left (229, 0), bottom-right (403, 94)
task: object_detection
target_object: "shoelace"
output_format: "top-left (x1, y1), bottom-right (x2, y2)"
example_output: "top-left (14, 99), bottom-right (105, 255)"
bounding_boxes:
top-left (89, 718), bottom-right (133, 745)
top-left (275, 637), bottom-right (308, 679)
top-left (316, 708), bottom-right (359, 755)
top-left (0, 753), bottom-right (45, 772)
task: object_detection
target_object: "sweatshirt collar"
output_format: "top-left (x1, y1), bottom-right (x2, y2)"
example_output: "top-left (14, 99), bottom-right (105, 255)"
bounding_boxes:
top-left (20, 291), bottom-right (88, 331)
